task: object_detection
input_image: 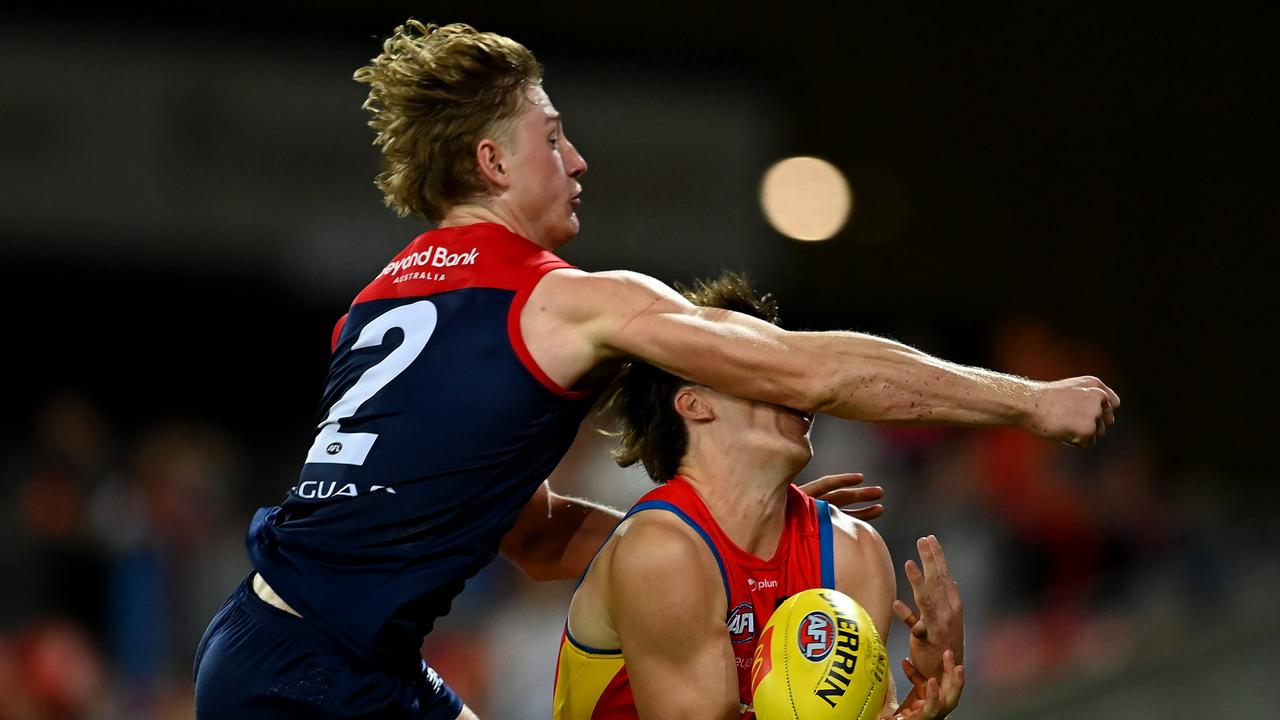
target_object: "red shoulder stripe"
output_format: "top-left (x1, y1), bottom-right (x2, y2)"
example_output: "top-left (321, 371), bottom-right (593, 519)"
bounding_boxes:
top-left (331, 313), bottom-right (348, 353)
top-left (507, 262), bottom-right (592, 400)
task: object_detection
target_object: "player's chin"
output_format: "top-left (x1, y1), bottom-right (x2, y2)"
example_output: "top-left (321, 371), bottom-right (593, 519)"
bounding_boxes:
top-left (558, 211), bottom-right (580, 238)
top-left (777, 434), bottom-right (813, 465)
top-left (544, 217), bottom-right (579, 249)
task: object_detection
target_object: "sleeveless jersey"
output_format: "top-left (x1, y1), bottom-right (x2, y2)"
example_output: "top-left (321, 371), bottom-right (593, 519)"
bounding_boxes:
top-left (247, 223), bottom-right (594, 667)
top-left (552, 476), bottom-right (835, 719)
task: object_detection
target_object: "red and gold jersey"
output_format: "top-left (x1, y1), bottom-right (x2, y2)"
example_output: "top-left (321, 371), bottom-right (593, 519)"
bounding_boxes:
top-left (552, 476), bottom-right (836, 719)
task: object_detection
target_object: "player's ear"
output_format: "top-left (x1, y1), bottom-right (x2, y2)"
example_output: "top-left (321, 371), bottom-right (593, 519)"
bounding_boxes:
top-left (674, 386), bottom-right (715, 423)
top-left (476, 138), bottom-right (509, 190)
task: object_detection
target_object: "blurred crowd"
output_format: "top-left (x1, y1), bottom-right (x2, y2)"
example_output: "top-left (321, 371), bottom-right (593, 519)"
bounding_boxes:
top-left (0, 316), bottom-right (1238, 720)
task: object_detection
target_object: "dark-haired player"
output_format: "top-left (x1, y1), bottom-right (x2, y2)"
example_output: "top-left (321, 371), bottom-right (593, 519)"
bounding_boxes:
top-left (553, 274), bottom-right (963, 720)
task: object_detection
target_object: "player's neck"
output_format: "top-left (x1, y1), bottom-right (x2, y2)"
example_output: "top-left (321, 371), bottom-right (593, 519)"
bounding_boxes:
top-left (439, 203), bottom-right (553, 250)
top-left (677, 450), bottom-right (798, 559)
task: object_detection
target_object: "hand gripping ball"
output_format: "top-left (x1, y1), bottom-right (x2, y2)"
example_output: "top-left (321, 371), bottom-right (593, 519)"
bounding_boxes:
top-left (749, 588), bottom-right (888, 720)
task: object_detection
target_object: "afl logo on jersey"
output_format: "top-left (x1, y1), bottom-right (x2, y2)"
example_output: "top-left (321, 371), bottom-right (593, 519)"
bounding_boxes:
top-left (726, 602), bottom-right (756, 644)
top-left (326, 442), bottom-right (343, 455)
top-left (797, 611), bottom-right (835, 661)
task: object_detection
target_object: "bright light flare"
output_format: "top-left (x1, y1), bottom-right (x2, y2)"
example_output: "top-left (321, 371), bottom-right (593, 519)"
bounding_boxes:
top-left (760, 156), bottom-right (853, 241)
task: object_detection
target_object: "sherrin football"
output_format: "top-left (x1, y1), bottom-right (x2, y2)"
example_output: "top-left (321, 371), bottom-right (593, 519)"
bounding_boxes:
top-left (750, 588), bottom-right (888, 720)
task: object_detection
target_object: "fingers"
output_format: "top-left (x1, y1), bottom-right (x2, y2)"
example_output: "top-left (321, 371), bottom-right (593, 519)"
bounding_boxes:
top-left (939, 649), bottom-right (965, 711)
top-left (921, 677), bottom-right (942, 718)
top-left (901, 536), bottom-right (965, 671)
top-left (926, 535), bottom-right (950, 578)
top-left (1101, 390), bottom-right (1117, 422)
top-left (825, 472), bottom-right (866, 485)
top-left (904, 557), bottom-right (925, 605)
top-left (896, 652), bottom-right (965, 720)
top-left (801, 473), bottom-right (866, 496)
top-left (1060, 381), bottom-right (1120, 448)
top-left (924, 535), bottom-right (962, 613)
top-left (920, 537), bottom-right (946, 618)
top-left (819, 485), bottom-right (885, 507)
top-left (911, 536), bottom-right (942, 615)
top-left (916, 653), bottom-right (964, 720)
top-left (901, 657), bottom-right (928, 690)
top-left (932, 537), bottom-right (957, 603)
top-left (1099, 387), bottom-right (1116, 428)
top-left (1093, 385), bottom-right (1119, 433)
top-left (893, 599), bottom-right (927, 639)
top-left (1101, 382), bottom-right (1121, 409)
top-left (805, 481), bottom-right (884, 521)
top-left (1069, 420), bottom-right (1098, 448)
top-left (847, 504), bottom-right (885, 521)
top-left (920, 536), bottom-right (941, 592)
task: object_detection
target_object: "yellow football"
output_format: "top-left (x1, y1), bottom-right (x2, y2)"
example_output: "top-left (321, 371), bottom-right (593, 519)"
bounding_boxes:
top-left (750, 588), bottom-right (888, 720)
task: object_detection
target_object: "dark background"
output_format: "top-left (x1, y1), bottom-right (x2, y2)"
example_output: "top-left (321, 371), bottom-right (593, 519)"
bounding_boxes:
top-left (6, 3), bottom-right (1275, 472)
top-left (2, 3), bottom-right (1277, 719)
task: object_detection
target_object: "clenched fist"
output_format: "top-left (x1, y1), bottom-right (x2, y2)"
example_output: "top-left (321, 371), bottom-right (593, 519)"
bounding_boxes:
top-left (1025, 376), bottom-right (1120, 447)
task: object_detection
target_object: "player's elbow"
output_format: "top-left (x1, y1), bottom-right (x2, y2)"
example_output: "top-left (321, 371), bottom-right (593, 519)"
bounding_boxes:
top-left (734, 367), bottom-right (824, 415)
top-left (500, 529), bottom-right (567, 583)
top-left (503, 543), bottom-right (567, 582)
top-left (730, 337), bottom-right (832, 414)
top-left (515, 558), bottom-right (563, 582)
top-left (799, 354), bottom-right (921, 422)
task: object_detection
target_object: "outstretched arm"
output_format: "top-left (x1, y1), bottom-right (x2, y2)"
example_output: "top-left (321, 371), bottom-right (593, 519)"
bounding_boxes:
top-left (527, 270), bottom-right (1119, 446)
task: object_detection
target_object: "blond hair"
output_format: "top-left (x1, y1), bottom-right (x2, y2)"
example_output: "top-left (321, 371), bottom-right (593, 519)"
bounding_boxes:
top-left (353, 21), bottom-right (543, 221)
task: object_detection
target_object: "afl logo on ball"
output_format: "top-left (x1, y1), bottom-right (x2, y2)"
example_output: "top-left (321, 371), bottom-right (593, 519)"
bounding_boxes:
top-left (797, 611), bottom-right (835, 661)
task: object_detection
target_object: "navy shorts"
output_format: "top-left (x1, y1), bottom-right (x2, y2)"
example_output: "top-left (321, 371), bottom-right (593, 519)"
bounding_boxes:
top-left (193, 575), bottom-right (464, 720)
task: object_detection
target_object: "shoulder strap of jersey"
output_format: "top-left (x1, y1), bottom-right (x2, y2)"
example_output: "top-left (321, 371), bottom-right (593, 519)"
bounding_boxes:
top-left (506, 260), bottom-right (590, 399)
top-left (626, 500), bottom-right (730, 601)
top-left (562, 621), bottom-right (623, 657)
top-left (574, 499), bottom-right (730, 603)
top-left (815, 499), bottom-right (836, 589)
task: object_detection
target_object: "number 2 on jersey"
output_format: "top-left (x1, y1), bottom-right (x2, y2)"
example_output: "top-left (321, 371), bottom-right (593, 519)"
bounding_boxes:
top-left (304, 301), bottom-right (438, 466)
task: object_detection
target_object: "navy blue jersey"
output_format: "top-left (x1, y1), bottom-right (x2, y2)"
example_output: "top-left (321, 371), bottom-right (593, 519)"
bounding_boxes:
top-left (248, 223), bottom-right (593, 668)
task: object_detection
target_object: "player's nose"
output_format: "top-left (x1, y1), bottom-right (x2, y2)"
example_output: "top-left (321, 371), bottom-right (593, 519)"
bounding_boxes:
top-left (565, 139), bottom-right (587, 178)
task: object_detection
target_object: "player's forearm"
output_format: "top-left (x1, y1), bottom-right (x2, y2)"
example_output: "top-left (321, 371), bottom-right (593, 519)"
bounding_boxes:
top-left (500, 484), bottom-right (623, 581)
top-left (794, 331), bottom-right (1037, 428)
top-left (554, 493), bottom-right (624, 579)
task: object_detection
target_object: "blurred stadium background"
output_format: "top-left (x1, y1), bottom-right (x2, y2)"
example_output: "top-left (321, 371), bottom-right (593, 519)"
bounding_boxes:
top-left (2, 3), bottom-right (1277, 718)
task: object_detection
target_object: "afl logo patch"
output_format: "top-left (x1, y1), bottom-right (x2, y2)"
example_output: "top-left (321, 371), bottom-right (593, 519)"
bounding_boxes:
top-left (326, 442), bottom-right (343, 455)
top-left (797, 611), bottom-right (835, 661)
top-left (726, 602), bottom-right (756, 644)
